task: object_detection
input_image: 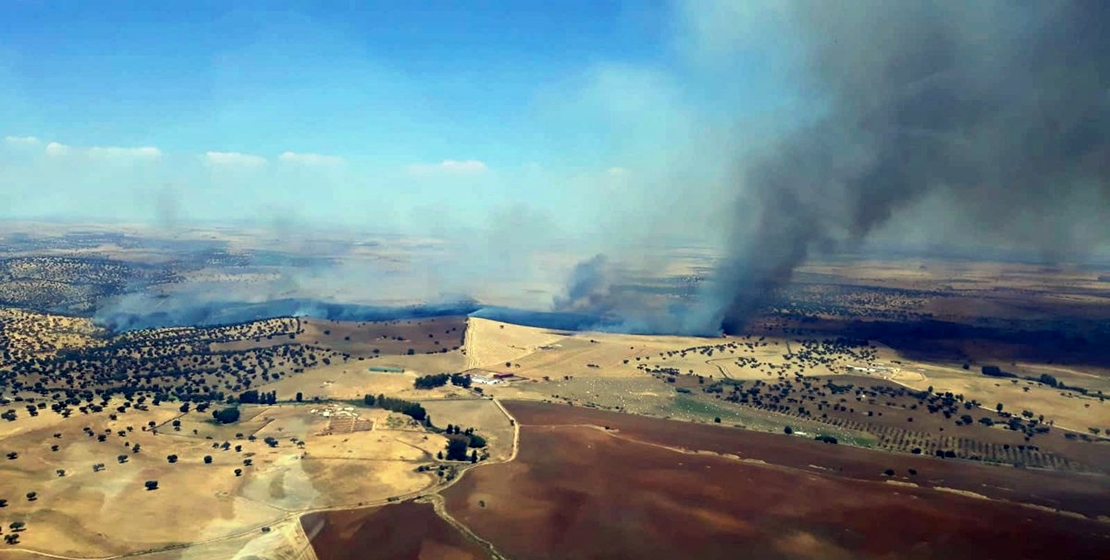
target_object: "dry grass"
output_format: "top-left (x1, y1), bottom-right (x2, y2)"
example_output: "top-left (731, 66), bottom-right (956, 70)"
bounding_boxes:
top-left (464, 317), bottom-right (567, 369)
top-left (883, 360), bottom-right (1110, 433)
top-left (0, 401), bottom-right (444, 557)
top-left (466, 317), bottom-right (884, 384)
top-left (420, 398), bottom-right (515, 461)
top-left (255, 358), bottom-right (469, 403)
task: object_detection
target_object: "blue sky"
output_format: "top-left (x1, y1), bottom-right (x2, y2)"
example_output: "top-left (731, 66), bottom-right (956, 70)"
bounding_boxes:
top-left (0, 1), bottom-right (796, 239)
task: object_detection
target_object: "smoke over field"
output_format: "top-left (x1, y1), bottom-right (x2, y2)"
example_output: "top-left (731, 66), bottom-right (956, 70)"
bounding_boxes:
top-left (9, 2), bottom-right (1107, 340)
top-left (662, 0), bottom-right (1110, 334)
top-left (94, 295), bottom-right (483, 332)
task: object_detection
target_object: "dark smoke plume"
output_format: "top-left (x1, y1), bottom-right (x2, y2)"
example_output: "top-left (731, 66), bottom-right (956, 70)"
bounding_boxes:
top-left (695, 1), bottom-right (1110, 334)
top-left (550, 254), bottom-right (676, 333)
top-left (553, 254), bottom-right (616, 314)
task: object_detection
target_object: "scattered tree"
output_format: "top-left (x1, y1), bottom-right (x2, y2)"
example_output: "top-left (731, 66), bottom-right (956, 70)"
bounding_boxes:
top-left (212, 407), bottom-right (241, 424)
top-left (445, 437), bottom-right (470, 461)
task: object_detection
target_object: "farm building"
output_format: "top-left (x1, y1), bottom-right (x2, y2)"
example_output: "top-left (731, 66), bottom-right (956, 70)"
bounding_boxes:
top-left (369, 366), bottom-right (405, 374)
top-left (493, 372), bottom-right (514, 380)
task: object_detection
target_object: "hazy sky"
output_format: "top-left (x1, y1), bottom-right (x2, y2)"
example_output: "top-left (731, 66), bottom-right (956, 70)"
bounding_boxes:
top-left (0, 1), bottom-right (797, 240)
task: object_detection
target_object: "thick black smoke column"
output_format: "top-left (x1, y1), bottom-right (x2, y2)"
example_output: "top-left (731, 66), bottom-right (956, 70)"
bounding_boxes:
top-left (696, 0), bottom-right (1110, 334)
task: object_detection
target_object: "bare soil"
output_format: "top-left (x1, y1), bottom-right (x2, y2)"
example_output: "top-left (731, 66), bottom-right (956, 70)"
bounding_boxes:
top-left (303, 501), bottom-right (490, 560)
top-left (502, 400), bottom-right (1110, 518)
top-left (438, 401), bottom-right (1110, 560)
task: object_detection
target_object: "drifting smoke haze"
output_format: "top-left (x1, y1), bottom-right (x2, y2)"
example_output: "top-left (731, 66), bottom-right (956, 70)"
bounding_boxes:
top-left (553, 255), bottom-right (616, 314)
top-left (551, 1), bottom-right (1109, 336)
top-left (9, 1), bottom-right (1108, 338)
top-left (96, 294), bottom-right (484, 332)
top-left (670, 0), bottom-right (1110, 335)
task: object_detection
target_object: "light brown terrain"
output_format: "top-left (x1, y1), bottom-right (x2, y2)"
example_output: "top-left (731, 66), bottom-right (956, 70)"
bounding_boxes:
top-left (0, 399), bottom-right (449, 557)
top-left (0, 310), bottom-right (484, 558)
top-left (4, 242), bottom-right (1110, 559)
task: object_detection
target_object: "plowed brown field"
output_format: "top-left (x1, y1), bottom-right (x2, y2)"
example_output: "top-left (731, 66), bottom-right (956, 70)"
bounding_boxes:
top-left (303, 501), bottom-right (490, 560)
top-left (440, 401), bottom-right (1110, 560)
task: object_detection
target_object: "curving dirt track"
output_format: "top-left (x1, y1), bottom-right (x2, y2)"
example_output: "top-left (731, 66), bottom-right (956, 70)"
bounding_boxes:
top-left (441, 401), bottom-right (1110, 560)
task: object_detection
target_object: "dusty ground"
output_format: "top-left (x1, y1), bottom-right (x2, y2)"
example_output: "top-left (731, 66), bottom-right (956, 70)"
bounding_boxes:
top-left (0, 401), bottom-right (445, 557)
top-left (131, 519), bottom-right (318, 560)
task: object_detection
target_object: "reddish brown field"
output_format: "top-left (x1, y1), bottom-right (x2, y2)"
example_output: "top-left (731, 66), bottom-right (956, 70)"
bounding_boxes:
top-left (442, 401), bottom-right (1110, 560)
top-left (507, 400), bottom-right (1110, 517)
top-left (303, 501), bottom-right (490, 560)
